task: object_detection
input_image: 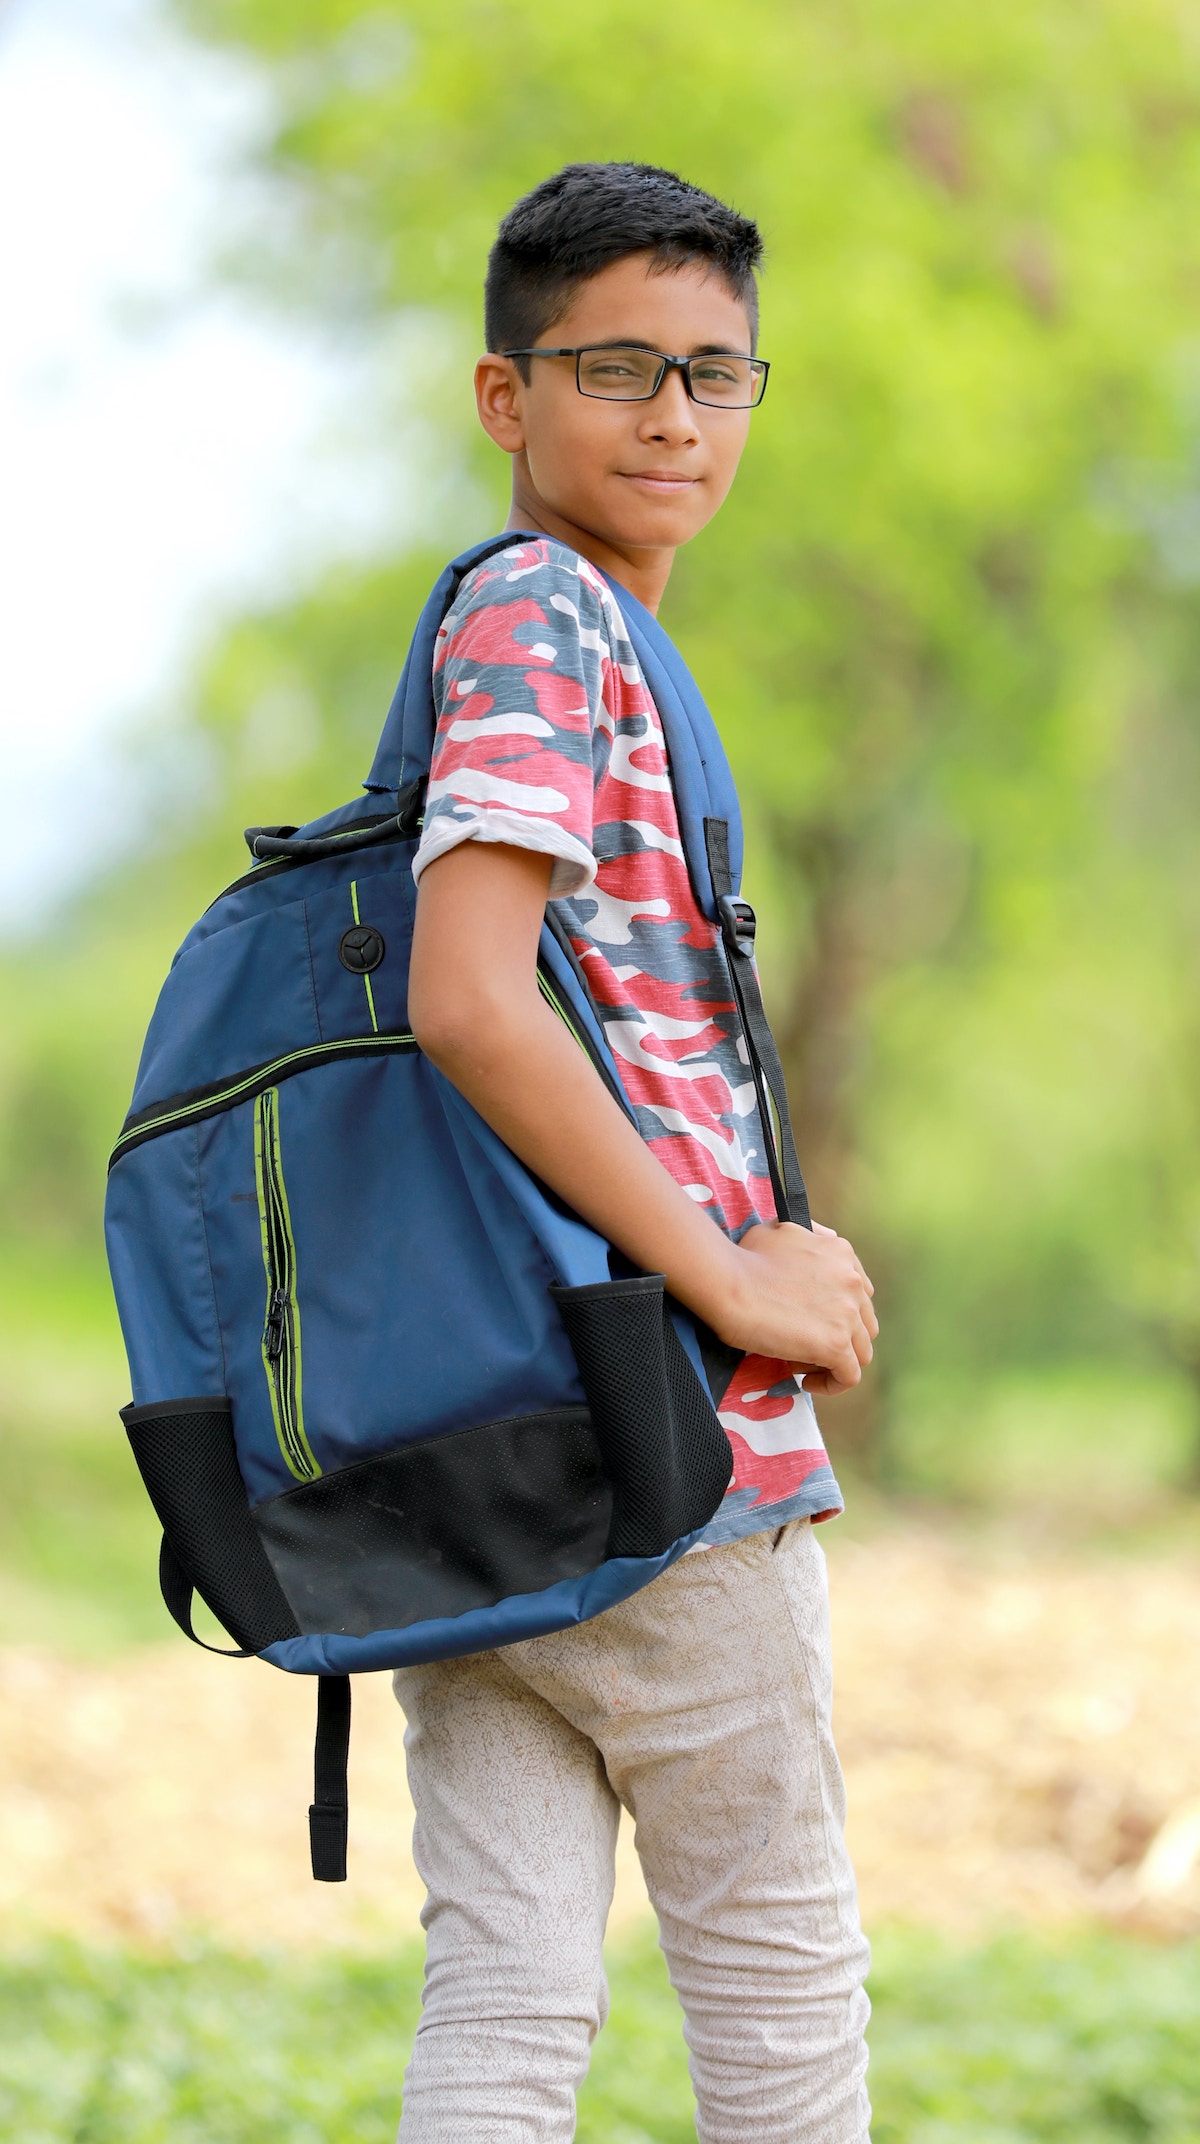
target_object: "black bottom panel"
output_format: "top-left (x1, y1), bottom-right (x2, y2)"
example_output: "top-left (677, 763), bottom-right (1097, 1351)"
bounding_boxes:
top-left (550, 1274), bottom-right (734, 1557)
top-left (255, 1408), bottom-right (612, 1637)
top-left (122, 1398), bottom-right (301, 1652)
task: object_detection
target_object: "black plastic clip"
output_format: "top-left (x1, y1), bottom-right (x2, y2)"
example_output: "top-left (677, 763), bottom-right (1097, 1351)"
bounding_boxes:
top-left (717, 894), bottom-right (757, 960)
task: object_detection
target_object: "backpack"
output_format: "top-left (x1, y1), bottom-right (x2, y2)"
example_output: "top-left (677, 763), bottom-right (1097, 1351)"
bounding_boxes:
top-left (104, 534), bottom-right (810, 1881)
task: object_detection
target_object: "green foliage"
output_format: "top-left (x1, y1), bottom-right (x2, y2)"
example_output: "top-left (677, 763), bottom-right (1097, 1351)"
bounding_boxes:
top-left (3, 1926), bottom-right (1200, 2141)
top-left (142, 0), bottom-right (1200, 1465)
top-left (7, 0), bottom-right (1200, 1499)
top-left (867, 1927), bottom-right (1200, 2143)
top-left (0, 1247), bottom-right (161, 1648)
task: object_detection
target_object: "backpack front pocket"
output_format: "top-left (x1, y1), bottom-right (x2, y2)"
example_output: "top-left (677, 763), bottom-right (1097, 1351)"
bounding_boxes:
top-left (255, 1086), bottom-right (319, 1482)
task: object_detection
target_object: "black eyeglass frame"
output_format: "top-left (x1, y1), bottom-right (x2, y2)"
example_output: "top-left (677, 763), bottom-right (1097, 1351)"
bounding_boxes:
top-left (501, 344), bottom-right (771, 409)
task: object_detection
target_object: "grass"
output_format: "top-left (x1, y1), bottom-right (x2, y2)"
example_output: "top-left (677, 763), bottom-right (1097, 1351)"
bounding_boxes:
top-left (3, 1927), bottom-right (1200, 2142)
top-left (0, 1249), bottom-right (164, 1651)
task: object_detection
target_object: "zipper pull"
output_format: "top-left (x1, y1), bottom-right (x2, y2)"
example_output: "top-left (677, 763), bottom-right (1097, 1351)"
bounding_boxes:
top-left (265, 1287), bottom-right (288, 1362)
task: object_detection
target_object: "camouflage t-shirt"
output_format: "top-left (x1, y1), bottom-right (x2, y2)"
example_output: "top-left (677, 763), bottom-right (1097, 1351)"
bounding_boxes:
top-left (413, 536), bottom-right (842, 1543)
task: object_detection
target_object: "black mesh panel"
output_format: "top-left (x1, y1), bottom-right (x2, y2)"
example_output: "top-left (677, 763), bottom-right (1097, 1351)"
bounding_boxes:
top-left (122, 1398), bottom-right (300, 1652)
top-left (255, 1408), bottom-right (612, 1638)
top-left (550, 1275), bottom-right (733, 1557)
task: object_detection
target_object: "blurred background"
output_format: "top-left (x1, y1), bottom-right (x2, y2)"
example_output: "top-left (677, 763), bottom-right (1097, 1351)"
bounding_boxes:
top-left (6, 0), bottom-right (1200, 2136)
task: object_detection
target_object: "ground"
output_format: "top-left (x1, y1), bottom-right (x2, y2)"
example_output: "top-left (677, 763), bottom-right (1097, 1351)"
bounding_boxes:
top-left (6, 1519), bottom-right (1200, 1950)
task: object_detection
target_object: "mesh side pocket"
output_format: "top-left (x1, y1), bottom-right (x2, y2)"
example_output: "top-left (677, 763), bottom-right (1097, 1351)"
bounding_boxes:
top-left (122, 1398), bottom-right (300, 1652)
top-left (549, 1276), bottom-right (733, 1557)
top-left (256, 1408), bottom-right (611, 1637)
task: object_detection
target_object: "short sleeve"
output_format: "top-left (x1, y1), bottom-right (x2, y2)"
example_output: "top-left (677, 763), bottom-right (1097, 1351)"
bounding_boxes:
top-left (413, 539), bottom-right (611, 895)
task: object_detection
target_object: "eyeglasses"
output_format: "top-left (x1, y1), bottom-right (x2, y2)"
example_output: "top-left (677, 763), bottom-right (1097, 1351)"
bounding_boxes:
top-left (502, 344), bottom-right (770, 409)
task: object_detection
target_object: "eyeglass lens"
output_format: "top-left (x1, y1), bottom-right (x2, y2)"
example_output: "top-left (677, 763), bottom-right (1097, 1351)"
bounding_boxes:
top-left (576, 347), bottom-right (765, 407)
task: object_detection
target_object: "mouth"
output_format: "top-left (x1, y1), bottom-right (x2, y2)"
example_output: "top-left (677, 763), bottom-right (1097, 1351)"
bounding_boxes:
top-left (618, 471), bottom-right (698, 495)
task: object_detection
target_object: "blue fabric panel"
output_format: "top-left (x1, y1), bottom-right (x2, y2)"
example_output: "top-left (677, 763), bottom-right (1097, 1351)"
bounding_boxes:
top-left (191, 1055), bottom-right (585, 1504)
top-left (302, 869), bottom-right (414, 1039)
top-left (261, 1527), bottom-right (707, 1674)
top-left (431, 1069), bottom-right (612, 1291)
top-left (105, 1129), bottom-right (227, 1403)
top-left (137, 855), bottom-right (416, 1113)
top-left (133, 899), bottom-right (321, 1113)
top-left (184, 826), bottom-right (406, 955)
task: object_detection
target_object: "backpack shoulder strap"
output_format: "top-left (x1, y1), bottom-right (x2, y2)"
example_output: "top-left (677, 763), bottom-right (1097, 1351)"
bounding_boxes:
top-left (702, 821), bottom-right (811, 1230)
top-left (363, 532), bottom-right (542, 795)
top-left (603, 576), bottom-right (811, 1231)
top-left (597, 573), bottom-right (742, 919)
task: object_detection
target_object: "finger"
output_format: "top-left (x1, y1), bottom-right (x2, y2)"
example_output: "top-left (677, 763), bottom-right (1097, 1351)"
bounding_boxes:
top-left (811, 1220), bottom-right (837, 1237)
top-left (801, 1367), bottom-right (859, 1397)
top-left (828, 1340), bottom-right (863, 1388)
top-left (851, 1319), bottom-right (874, 1370)
top-left (862, 1301), bottom-right (880, 1341)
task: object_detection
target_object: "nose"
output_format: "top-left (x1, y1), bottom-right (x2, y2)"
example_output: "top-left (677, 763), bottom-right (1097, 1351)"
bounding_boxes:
top-left (637, 364), bottom-right (700, 446)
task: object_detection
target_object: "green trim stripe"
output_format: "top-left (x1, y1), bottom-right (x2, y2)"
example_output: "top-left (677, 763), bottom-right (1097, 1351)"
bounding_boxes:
top-left (254, 1087), bottom-right (319, 1483)
top-left (109, 1032), bottom-right (416, 1165)
top-left (349, 879), bottom-right (379, 1034)
top-left (537, 971), bottom-right (589, 1054)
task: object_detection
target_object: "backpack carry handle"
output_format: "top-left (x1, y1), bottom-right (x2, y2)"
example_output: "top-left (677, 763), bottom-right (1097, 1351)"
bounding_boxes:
top-left (244, 781), bottom-right (425, 863)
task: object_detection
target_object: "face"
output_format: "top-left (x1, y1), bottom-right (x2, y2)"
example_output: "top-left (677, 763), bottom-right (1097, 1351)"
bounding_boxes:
top-left (475, 253), bottom-right (756, 558)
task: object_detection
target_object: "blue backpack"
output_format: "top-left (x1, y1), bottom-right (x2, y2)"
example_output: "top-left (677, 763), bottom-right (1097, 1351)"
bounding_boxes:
top-left (105, 535), bottom-right (810, 1880)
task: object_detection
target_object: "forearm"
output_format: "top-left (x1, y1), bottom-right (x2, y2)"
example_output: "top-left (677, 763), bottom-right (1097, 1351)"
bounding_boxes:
top-left (408, 841), bottom-right (875, 1382)
top-left (420, 986), bottom-right (746, 1336)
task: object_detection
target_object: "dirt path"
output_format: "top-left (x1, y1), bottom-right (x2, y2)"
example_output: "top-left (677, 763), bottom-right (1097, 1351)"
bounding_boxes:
top-left (4, 1526), bottom-right (1200, 1949)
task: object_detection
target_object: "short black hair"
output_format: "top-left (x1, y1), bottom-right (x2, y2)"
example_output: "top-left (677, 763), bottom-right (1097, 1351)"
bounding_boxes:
top-left (485, 162), bottom-right (762, 366)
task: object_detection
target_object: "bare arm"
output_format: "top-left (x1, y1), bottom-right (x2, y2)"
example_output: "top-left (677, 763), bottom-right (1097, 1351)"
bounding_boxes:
top-left (408, 842), bottom-right (876, 1392)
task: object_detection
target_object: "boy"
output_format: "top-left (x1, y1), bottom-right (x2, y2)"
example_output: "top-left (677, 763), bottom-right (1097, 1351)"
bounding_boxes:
top-left (399, 162), bottom-right (876, 2143)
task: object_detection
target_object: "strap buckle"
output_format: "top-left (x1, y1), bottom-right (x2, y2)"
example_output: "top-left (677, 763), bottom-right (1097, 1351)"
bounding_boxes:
top-left (717, 894), bottom-right (757, 959)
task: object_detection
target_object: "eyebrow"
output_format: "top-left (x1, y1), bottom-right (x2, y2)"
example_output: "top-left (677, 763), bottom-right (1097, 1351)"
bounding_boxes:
top-left (578, 338), bottom-right (753, 357)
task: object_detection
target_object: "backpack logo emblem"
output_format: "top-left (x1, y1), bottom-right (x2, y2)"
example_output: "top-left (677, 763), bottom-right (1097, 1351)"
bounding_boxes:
top-left (339, 924), bottom-right (385, 974)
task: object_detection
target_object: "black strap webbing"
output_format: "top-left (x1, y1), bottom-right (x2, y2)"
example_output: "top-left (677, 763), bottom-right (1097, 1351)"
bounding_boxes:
top-left (703, 817), bottom-right (812, 1231)
top-left (158, 1534), bottom-right (252, 1657)
top-left (309, 1675), bottom-right (352, 1882)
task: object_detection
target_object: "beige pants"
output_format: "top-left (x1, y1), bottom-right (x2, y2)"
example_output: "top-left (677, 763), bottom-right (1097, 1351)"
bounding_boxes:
top-left (393, 1519), bottom-right (871, 2143)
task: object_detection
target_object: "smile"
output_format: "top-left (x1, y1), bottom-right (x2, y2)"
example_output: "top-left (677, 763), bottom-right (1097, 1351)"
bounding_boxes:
top-left (619, 472), bottom-right (697, 493)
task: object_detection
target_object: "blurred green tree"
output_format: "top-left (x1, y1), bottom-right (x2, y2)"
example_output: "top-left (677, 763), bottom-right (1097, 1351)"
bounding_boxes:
top-left (8, 0), bottom-right (1200, 1504)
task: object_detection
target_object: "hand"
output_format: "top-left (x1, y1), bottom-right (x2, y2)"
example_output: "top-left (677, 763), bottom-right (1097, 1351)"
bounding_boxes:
top-left (713, 1219), bottom-right (878, 1394)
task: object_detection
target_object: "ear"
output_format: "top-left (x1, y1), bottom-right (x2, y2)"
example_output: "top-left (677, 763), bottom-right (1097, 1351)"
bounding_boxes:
top-left (475, 354), bottom-right (526, 455)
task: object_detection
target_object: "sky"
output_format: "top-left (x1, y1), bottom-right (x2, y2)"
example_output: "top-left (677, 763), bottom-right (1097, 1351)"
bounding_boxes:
top-left (0, 0), bottom-right (405, 929)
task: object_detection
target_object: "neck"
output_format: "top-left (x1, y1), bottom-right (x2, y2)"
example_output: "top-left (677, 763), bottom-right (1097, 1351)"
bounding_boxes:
top-left (504, 473), bottom-right (675, 616)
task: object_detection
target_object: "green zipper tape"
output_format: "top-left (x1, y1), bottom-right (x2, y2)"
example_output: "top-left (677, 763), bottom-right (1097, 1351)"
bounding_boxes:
top-left (109, 1032), bottom-right (417, 1167)
top-left (254, 1086), bottom-right (319, 1483)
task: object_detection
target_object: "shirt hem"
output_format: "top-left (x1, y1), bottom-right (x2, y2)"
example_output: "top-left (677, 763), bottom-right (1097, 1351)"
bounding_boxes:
top-left (412, 812), bottom-right (597, 895)
top-left (691, 1475), bottom-right (845, 1550)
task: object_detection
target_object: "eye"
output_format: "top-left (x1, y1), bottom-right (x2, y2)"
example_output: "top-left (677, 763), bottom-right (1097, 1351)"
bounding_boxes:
top-left (579, 348), bottom-right (658, 386)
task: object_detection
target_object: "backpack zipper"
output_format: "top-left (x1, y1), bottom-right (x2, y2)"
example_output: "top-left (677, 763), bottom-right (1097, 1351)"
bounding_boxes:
top-left (254, 1086), bottom-right (320, 1482)
top-left (109, 1032), bottom-right (418, 1167)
